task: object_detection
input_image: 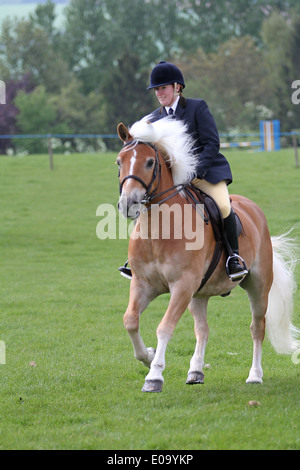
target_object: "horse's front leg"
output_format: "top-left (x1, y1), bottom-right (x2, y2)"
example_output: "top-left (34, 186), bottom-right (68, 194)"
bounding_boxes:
top-left (142, 282), bottom-right (195, 393)
top-left (123, 278), bottom-right (157, 368)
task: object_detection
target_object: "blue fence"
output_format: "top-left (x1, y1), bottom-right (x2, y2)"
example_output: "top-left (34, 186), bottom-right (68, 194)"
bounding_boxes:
top-left (1, 131), bottom-right (299, 150)
top-left (220, 130), bottom-right (299, 150)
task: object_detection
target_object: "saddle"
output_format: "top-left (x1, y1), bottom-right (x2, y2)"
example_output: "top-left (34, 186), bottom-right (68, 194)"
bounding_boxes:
top-left (184, 184), bottom-right (243, 294)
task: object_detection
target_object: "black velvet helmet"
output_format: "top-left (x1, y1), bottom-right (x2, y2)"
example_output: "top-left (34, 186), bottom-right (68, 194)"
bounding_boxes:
top-left (147, 61), bottom-right (185, 90)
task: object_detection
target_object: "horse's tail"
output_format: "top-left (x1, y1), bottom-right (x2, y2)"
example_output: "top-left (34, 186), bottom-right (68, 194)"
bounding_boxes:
top-left (265, 231), bottom-right (300, 354)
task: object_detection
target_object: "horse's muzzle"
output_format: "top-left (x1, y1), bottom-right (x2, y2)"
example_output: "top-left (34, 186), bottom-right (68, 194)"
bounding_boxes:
top-left (118, 195), bottom-right (142, 219)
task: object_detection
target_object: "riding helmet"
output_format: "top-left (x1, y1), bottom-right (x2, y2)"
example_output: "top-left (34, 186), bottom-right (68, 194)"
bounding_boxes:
top-left (147, 61), bottom-right (185, 90)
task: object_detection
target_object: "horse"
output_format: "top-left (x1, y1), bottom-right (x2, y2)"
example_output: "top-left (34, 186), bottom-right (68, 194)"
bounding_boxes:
top-left (116, 116), bottom-right (299, 393)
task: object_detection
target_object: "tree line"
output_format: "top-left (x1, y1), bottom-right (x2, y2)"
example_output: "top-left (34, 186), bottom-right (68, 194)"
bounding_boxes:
top-left (0, 0), bottom-right (299, 154)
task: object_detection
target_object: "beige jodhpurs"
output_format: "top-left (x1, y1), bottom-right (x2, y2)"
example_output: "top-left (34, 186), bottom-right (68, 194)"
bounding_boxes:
top-left (192, 178), bottom-right (231, 219)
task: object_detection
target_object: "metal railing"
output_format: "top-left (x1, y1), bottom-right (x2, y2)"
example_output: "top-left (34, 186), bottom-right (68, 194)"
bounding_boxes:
top-left (1, 131), bottom-right (299, 169)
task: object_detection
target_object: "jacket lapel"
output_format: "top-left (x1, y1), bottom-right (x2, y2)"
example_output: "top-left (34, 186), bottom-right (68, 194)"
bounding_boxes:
top-left (159, 106), bottom-right (167, 118)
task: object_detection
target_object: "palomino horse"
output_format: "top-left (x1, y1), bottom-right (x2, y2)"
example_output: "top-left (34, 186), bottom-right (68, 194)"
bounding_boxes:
top-left (116, 116), bottom-right (299, 393)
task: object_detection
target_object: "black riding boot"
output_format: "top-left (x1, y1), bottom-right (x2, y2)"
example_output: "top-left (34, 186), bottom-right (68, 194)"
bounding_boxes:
top-left (223, 209), bottom-right (248, 281)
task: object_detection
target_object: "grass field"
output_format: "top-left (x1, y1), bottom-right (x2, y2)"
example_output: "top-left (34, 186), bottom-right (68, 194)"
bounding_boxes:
top-left (0, 148), bottom-right (299, 450)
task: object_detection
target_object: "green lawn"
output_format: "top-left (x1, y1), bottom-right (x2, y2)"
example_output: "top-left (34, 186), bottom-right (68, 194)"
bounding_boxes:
top-left (0, 148), bottom-right (299, 449)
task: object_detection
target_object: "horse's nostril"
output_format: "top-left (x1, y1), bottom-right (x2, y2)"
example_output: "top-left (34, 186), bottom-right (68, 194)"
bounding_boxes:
top-left (128, 201), bottom-right (141, 219)
top-left (118, 195), bottom-right (141, 219)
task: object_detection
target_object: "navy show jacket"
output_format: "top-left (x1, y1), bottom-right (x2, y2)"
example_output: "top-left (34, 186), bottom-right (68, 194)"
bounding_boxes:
top-left (149, 96), bottom-right (233, 185)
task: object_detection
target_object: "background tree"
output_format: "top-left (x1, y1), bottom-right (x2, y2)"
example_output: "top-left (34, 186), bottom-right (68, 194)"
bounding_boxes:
top-left (175, 0), bottom-right (300, 52)
top-left (50, 77), bottom-right (107, 151)
top-left (1, 0), bottom-right (300, 153)
top-left (0, 16), bottom-right (70, 93)
top-left (29, 0), bottom-right (56, 39)
top-left (262, 11), bottom-right (300, 130)
top-left (0, 75), bottom-right (34, 154)
top-left (102, 50), bottom-right (155, 140)
top-left (62, 0), bottom-right (161, 94)
top-left (15, 85), bottom-right (68, 153)
top-left (50, 78), bottom-right (106, 135)
top-left (178, 36), bottom-right (271, 132)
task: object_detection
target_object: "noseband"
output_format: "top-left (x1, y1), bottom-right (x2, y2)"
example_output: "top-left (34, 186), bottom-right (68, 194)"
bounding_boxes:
top-left (119, 141), bottom-right (161, 203)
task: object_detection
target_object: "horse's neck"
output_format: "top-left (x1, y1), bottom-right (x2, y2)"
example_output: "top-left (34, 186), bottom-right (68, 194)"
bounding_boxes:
top-left (138, 156), bottom-right (185, 243)
top-left (155, 157), bottom-right (178, 202)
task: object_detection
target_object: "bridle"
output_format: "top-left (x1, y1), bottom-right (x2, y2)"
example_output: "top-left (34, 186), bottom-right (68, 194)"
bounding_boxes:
top-left (119, 141), bottom-right (161, 202)
top-left (119, 140), bottom-right (184, 207)
top-left (118, 139), bottom-right (209, 222)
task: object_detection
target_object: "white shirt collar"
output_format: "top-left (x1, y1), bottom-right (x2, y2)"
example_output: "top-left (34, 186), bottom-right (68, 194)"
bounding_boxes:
top-left (165, 95), bottom-right (180, 114)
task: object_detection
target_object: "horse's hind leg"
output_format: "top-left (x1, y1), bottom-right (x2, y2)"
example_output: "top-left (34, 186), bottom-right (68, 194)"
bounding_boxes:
top-left (186, 297), bottom-right (209, 384)
top-left (246, 300), bottom-right (266, 384)
top-left (243, 278), bottom-right (269, 384)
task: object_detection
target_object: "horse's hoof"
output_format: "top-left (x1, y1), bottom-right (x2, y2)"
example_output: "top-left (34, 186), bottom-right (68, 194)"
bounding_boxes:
top-left (246, 377), bottom-right (263, 384)
top-left (246, 369), bottom-right (263, 384)
top-left (141, 379), bottom-right (163, 393)
top-left (186, 371), bottom-right (204, 384)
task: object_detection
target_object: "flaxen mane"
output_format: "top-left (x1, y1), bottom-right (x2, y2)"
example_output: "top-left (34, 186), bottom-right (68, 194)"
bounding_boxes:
top-left (129, 116), bottom-right (197, 185)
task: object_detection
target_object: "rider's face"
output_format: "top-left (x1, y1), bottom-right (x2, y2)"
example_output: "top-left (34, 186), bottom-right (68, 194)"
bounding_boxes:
top-left (154, 84), bottom-right (179, 108)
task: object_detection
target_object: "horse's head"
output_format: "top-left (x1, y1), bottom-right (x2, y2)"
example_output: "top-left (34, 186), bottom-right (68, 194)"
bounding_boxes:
top-left (117, 123), bottom-right (160, 219)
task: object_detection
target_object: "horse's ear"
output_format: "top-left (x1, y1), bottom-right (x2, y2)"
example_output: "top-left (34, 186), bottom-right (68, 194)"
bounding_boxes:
top-left (117, 123), bottom-right (132, 143)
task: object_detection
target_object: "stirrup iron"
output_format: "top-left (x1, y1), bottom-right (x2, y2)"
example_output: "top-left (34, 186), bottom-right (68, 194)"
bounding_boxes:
top-left (118, 260), bottom-right (132, 280)
top-left (226, 254), bottom-right (248, 282)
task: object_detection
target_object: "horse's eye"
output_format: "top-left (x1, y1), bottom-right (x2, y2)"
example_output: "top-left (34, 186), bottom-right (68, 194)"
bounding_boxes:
top-left (146, 158), bottom-right (154, 169)
top-left (116, 159), bottom-right (121, 176)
